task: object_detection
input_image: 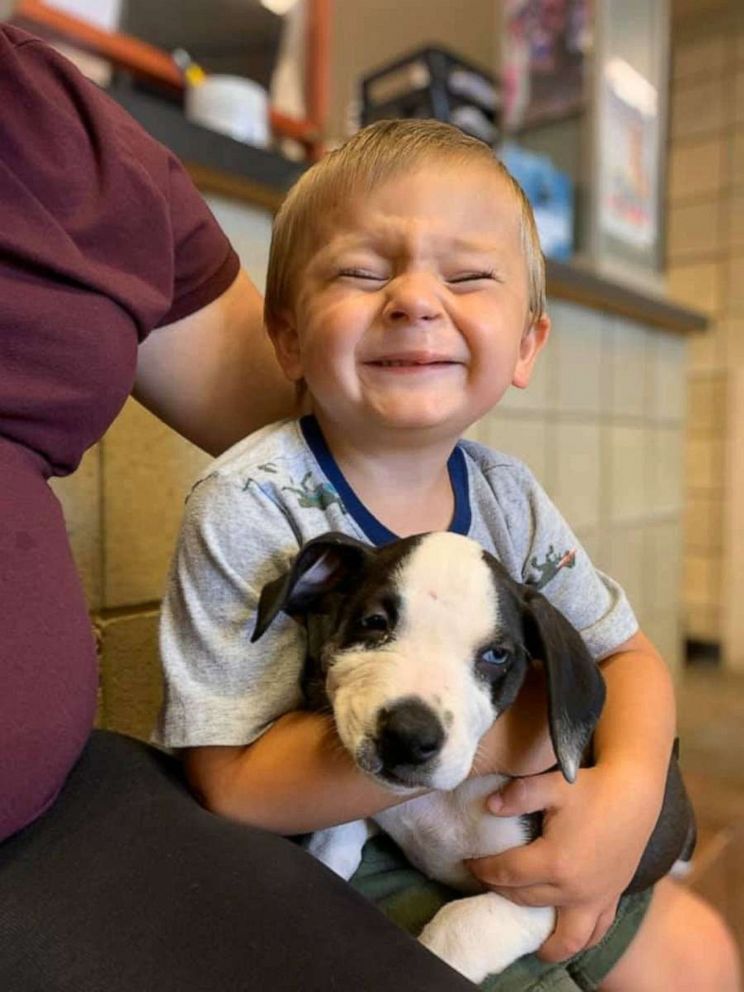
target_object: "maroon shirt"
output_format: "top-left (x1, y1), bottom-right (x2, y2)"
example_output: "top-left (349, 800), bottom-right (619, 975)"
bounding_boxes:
top-left (0, 26), bottom-right (240, 839)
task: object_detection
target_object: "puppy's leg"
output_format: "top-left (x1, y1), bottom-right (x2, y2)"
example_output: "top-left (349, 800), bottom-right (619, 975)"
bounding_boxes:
top-left (419, 893), bottom-right (555, 984)
top-left (307, 820), bottom-right (375, 880)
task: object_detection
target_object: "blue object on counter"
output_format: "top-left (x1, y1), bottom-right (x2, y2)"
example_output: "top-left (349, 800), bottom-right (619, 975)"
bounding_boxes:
top-left (499, 142), bottom-right (574, 261)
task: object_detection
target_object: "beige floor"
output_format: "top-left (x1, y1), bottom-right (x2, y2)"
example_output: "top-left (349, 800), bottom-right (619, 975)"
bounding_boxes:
top-left (676, 666), bottom-right (744, 957)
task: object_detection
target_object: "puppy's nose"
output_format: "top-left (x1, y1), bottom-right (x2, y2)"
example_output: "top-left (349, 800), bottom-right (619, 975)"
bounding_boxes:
top-left (376, 700), bottom-right (444, 769)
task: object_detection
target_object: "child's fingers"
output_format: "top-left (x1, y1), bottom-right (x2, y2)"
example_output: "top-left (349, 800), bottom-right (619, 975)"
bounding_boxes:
top-left (537, 903), bottom-right (616, 963)
top-left (485, 882), bottom-right (565, 907)
top-left (585, 904), bottom-right (619, 948)
top-left (465, 835), bottom-right (555, 888)
top-left (486, 770), bottom-right (568, 816)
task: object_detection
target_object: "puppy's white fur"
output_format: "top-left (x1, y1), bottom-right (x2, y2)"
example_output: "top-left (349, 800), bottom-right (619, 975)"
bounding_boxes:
top-left (327, 534), bottom-right (499, 791)
top-left (312, 533), bottom-right (555, 982)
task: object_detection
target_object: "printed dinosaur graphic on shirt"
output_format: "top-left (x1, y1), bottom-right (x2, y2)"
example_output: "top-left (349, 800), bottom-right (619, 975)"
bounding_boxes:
top-left (283, 471), bottom-right (346, 512)
top-left (529, 545), bottom-right (577, 590)
top-left (248, 464), bottom-right (573, 578)
top-left (246, 464), bottom-right (347, 514)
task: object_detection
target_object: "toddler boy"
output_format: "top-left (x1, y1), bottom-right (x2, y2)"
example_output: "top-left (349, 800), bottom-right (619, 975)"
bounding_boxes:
top-left (157, 120), bottom-right (738, 991)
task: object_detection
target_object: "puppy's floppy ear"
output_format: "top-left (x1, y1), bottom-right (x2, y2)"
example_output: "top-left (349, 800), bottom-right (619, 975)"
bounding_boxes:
top-left (252, 532), bottom-right (373, 642)
top-left (520, 588), bottom-right (606, 783)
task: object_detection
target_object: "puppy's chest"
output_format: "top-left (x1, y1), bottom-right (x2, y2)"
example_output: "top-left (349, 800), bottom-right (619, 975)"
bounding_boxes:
top-left (374, 775), bottom-right (534, 892)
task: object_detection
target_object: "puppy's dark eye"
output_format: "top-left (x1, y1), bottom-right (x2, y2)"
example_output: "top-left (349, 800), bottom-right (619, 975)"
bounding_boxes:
top-left (479, 647), bottom-right (510, 666)
top-left (360, 613), bottom-right (389, 632)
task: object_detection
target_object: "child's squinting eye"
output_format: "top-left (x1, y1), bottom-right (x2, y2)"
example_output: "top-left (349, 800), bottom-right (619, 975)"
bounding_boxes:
top-left (448, 271), bottom-right (496, 284)
top-left (338, 269), bottom-right (386, 282)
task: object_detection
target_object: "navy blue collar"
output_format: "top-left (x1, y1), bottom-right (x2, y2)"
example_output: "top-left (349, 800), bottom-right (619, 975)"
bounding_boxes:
top-left (299, 415), bottom-right (471, 547)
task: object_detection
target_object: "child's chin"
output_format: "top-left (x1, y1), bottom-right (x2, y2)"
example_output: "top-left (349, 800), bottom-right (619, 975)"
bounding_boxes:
top-left (367, 404), bottom-right (462, 433)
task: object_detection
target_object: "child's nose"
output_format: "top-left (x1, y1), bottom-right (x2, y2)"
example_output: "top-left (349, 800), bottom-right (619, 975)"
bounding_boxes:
top-left (382, 275), bottom-right (443, 324)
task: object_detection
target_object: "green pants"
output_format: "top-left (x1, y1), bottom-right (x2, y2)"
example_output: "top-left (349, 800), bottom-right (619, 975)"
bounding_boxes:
top-left (351, 834), bottom-right (653, 991)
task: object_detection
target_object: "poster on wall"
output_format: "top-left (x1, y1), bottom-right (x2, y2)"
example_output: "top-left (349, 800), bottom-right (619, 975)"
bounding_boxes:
top-left (502, 0), bottom-right (591, 130)
top-left (597, 57), bottom-right (659, 250)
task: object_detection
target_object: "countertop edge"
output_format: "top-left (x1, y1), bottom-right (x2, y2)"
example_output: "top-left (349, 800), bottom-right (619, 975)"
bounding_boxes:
top-left (547, 258), bottom-right (708, 334)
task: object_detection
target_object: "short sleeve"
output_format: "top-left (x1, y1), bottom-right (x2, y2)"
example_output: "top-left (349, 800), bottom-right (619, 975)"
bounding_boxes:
top-left (468, 447), bottom-right (639, 660)
top-left (154, 154), bottom-right (240, 328)
top-left (156, 473), bottom-right (307, 748)
top-left (0, 27), bottom-right (239, 341)
top-left (511, 464), bottom-right (638, 659)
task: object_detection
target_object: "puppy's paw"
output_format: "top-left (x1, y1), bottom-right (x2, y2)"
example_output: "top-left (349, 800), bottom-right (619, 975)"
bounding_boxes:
top-left (419, 894), bottom-right (554, 984)
top-left (307, 820), bottom-right (372, 880)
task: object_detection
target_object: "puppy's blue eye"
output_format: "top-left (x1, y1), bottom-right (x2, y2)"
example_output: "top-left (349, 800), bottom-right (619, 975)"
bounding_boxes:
top-left (480, 647), bottom-right (509, 666)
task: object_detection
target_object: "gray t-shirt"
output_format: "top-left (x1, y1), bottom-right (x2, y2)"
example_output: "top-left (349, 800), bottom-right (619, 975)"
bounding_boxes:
top-left (156, 416), bottom-right (637, 748)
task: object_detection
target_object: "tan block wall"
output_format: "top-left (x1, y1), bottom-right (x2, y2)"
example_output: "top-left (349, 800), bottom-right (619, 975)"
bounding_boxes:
top-left (668, 2), bottom-right (744, 658)
top-left (467, 303), bottom-right (688, 674)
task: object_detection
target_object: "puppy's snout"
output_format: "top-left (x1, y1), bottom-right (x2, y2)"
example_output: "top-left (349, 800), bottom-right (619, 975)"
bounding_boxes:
top-left (376, 699), bottom-right (444, 770)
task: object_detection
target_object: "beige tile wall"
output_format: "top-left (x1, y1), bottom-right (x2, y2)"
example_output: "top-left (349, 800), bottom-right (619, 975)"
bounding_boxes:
top-left (468, 300), bottom-right (688, 673)
top-left (668, 5), bottom-right (744, 658)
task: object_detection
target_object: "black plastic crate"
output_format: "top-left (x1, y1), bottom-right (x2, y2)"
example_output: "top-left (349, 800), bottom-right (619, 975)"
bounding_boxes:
top-left (360, 46), bottom-right (500, 145)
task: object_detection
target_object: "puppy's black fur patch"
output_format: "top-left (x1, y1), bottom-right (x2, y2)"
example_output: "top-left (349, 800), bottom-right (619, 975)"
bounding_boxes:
top-left (253, 532), bottom-right (696, 888)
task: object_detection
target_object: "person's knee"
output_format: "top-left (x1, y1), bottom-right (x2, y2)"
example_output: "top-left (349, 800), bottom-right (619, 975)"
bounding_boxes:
top-left (700, 903), bottom-right (741, 992)
top-left (675, 897), bottom-right (740, 992)
top-left (601, 881), bottom-right (741, 992)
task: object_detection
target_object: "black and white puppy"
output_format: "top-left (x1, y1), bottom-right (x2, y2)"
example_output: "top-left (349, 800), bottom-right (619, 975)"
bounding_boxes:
top-left (252, 531), bottom-right (696, 983)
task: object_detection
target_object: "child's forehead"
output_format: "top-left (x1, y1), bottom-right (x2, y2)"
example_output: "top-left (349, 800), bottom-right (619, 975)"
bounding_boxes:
top-left (313, 163), bottom-right (521, 254)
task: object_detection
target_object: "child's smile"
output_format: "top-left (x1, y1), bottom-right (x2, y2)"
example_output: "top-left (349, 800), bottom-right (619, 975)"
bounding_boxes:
top-left (362, 348), bottom-right (465, 380)
top-left (272, 161), bottom-right (549, 455)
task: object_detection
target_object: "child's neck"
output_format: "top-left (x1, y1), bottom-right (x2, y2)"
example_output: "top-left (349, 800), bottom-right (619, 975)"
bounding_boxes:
top-left (313, 415), bottom-right (459, 537)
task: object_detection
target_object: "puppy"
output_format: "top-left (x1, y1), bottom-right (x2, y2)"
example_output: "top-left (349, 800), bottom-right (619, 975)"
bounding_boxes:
top-left (252, 531), bottom-right (696, 983)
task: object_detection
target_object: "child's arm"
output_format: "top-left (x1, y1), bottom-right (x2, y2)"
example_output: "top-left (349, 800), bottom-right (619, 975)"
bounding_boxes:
top-left (466, 630), bottom-right (676, 962)
top-left (184, 711), bottom-right (401, 833)
top-left (184, 667), bottom-right (558, 834)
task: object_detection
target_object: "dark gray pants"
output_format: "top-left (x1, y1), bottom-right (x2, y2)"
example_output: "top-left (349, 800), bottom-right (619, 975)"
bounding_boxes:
top-left (0, 731), bottom-right (475, 991)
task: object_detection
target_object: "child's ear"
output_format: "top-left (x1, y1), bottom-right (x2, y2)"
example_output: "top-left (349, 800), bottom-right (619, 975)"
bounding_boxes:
top-left (512, 312), bottom-right (551, 390)
top-left (268, 311), bottom-right (304, 382)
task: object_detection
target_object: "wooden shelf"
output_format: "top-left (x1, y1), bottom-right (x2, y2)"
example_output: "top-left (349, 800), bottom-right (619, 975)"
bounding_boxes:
top-left (107, 82), bottom-right (305, 212)
top-left (547, 257), bottom-right (708, 334)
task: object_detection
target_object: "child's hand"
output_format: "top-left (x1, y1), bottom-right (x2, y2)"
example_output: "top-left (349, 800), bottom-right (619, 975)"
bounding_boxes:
top-left (465, 763), bottom-right (661, 962)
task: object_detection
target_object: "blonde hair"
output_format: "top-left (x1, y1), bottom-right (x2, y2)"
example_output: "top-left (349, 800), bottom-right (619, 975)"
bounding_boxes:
top-left (264, 119), bottom-right (546, 329)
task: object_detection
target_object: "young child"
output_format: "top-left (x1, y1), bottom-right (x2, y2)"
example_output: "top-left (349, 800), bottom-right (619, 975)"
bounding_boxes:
top-left (156, 120), bottom-right (739, 991)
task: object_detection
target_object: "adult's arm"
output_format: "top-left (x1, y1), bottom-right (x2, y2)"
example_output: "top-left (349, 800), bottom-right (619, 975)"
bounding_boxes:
top-left (134, 270), bottom-right (297, 457)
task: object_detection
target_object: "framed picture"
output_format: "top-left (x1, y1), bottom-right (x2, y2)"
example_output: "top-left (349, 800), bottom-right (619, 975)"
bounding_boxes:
top-left (597, 58), bottom-right (659, 250)
top-left (502, 0), bottom-right (592, 130)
